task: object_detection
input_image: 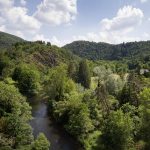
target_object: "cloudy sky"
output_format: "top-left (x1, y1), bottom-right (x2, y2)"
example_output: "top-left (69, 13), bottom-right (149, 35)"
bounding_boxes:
top-left (0, 0), bottom-right (150, 46)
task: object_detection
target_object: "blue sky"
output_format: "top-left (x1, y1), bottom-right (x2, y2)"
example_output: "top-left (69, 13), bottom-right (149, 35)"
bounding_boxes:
top-left (0, 0), bottom-right (150, 46)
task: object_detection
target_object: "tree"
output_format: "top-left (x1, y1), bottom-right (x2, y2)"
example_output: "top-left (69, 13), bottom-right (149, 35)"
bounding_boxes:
top-left (47, 42), bottom-right (51, 47)
top-left (83, 90), bottom-right (103, 127)
top-left (78, 59), bottom-right (91, 88)
top-left (33, 133), bottom-right (50, 150)
top-left (95, 82), bottom-right (110, 115)
top-left (106, 74), bottom-right (124, 96)
top-left (93, 66), bottom-right (112, 81)
top-left (0, 81), bottom-right (33, 149)
top-left (67, 62), bottom-right (77, 81)
top-left (0, 55), bottom-right (10, 76)
top-left (52, 90), bottom-right (94, 144)
top-left (101, 110), bottom-right (134, 150)
top-left (65, 102), bottom-right (94, 142)
top-left (119, 73), bottom-right (142, 106)
top-left (12, 64), bottom-right (40, 96)
top-left (138, 88), bottom-right (150, 149)
top-left (47, 65), bottom-right (76, 101)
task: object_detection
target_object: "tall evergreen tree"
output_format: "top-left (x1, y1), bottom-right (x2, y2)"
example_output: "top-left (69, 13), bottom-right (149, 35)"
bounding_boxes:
top-left (78, 59), bottom-right (91, 88)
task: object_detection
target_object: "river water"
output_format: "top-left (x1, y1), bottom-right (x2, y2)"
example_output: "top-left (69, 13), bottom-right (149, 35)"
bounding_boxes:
top-left (29, 98), bottom-right (81, 150)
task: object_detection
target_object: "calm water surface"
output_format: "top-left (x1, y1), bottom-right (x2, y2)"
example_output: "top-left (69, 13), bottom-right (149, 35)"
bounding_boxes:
top-left (30, 98), bottom-right (81, 150)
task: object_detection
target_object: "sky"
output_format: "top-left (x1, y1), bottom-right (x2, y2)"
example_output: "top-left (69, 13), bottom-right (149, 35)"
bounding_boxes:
top-left (0, 0), bottom-right (150, 46)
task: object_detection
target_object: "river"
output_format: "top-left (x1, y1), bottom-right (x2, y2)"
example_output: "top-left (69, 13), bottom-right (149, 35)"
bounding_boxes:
top-left (29, 97), bottom-right (81, 150)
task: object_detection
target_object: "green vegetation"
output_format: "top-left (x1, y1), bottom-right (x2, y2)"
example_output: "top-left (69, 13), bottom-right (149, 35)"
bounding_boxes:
top-left (12, 64), bottom-right (40, 96)
top-left (0, 31), bottom-right (24, 49)
top-left (64, 40), bottom-right (150, 61)
top-left (0, 32), bottom-right (150, 150)
top-left (33, 133), bottom-right (50, 150)
top-left (78, 59), bottom-right (91, 88)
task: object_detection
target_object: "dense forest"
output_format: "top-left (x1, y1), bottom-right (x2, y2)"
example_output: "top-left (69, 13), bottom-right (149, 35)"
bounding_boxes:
top-left (0, 32), bottom-right (150, 150)
top-left (64, 40), bottom-right (150, 61)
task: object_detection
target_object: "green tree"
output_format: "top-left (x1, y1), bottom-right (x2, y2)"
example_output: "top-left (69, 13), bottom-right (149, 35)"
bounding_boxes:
top-left (95, 82), bottom-right (110, 115)
top-left (82, 90), bottom-right (103, 127)
top-left (93, 66), bottom-right (112, 81)
top-left (33, 133), bottom-right (50, 150)
top-left (119, 73), bottom-right (142, 106)
top-left (12, 64), bottom-right (40, 96)
top-left (67, 62), bottom-right (77, 81)
top-left (139, 88), bottom-right (150, 149)
top-left (106, 74), bottom-right (124, 96)
top-left (66, 103), bottom-right (94, 140)
top-left (52, 91), bottom-right (94, 144)
top-left (78, 59), bottom-right (91, 88)
top-left (0, 81), bottom-right (33, 149)
top-left (0, 55), bottom-right (10, 76)
top-left (47, 65), bottom-right (76, 101)
top-left (101, 110), bottom-right (134, 150)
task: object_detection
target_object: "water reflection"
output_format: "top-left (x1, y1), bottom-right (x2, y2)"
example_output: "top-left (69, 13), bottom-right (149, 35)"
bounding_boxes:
top-left (30, 98), bottom-right (81, 150)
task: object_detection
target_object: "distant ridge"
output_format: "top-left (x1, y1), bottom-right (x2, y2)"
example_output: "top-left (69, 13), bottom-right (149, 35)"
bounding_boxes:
top-left (63, 40), bottom-right (150, 61)
top-left (1, 31), bottom-right (150, 62)
top-left (0, 31), bottom-right (24, 49)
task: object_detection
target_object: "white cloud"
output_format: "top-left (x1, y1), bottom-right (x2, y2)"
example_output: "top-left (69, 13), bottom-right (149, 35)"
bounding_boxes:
top-left (101, 6), bottom-right (144, 33)
top-left (13, 30), bottom-right (25, 38)
top-left (72, 5), bottom-right (145, 44)
top-left (4, 7), bottom-right (41, 31)
top-left (0, 0), bottom-right (41, 36)
top-left (0, 17), bottom-right (5, 25)
top-left (33, 34), bottom-right (50, 42)
top-left (73, 32), bottom-right (100, 42)
top-left (20, 0), bottom-right (27, 6)
top-left (32, 34), bottom-right (67, 46)
top-left (140, 0), bottom-right (148, 3)
top-left (51, 36), bottom-right (63, 46)
top-left (0, 25), bottom-right (6, 32)
top-left (34, 0), bottom-right (77, 25)
top-left (0, 0), bottom-right (14, 7)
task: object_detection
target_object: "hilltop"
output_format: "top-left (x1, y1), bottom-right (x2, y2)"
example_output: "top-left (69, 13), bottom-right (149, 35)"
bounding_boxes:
top-left (0, 31), bottom-right (24, 49)
top-left (63, 40), bottom-right (150, 61)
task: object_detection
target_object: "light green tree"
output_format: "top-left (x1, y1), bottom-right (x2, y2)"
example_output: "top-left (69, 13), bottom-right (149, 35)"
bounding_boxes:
top-left (101, 110), bottom-right (134, 150)
top-left (12, 64), bottom-right (40, 96)
top-left (33, 133), bottom-right (50, 150)
top-left (139, 88), bottom-right (150, 149)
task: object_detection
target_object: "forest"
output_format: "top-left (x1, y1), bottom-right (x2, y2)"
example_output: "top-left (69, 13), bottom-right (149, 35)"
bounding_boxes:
top-left (0, 31), bottom-right (150, 150)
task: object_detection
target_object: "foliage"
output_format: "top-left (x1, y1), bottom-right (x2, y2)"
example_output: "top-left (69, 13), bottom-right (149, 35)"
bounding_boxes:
top-left (65, 102), bottom-right (94, 141)
top-left (0, 81), bottom-right (33, 149)
top-left (101, 110), bottom-right (135, 150)
top-left (119, 73), bottom-right (142, 106)
top-left (0, 31), bottom-right (24, 49)
top-left (46, 65), bottom-right (76, 101)
top-left (78, 59), bottom-right (91, 88)
top-left (1, 31), bottom-right (150, 150)
top-left (93, 66), bottom-right (112, 81)
top-left (0, 54), bottom-right (12, 76)
top-left (64, 40), bottom-right (150, 62)
top-left (83, 131), bottom-right (101, 150)
top-left (106, 74), bottom-right (125, 96)
top-left (12, 64), bottom-right (40, 96)
top-left (138, 88), bottom-right (150, 149)
top-left (32, 133), bottom-right (50, 150)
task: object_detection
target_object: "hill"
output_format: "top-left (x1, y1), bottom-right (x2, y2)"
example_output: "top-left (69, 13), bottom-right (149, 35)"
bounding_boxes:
top-left (2, 40), bottom-right (80, 70)
top-left (63, 40), bottom-right (150, 61)
top-left (0, 31), bottom-right (24, 49)
top-left (0, 32), bottom-right (80, 72)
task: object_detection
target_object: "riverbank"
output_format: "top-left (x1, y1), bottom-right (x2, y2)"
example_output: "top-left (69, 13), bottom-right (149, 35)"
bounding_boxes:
top-left (29, 97), bottom-right (81, 150)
